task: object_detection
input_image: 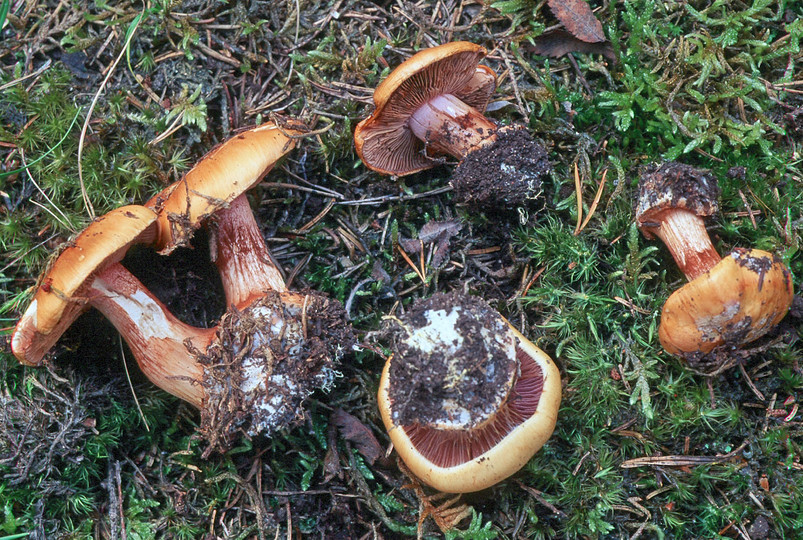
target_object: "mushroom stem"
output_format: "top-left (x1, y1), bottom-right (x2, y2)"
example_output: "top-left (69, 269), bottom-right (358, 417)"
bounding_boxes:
top-left (648, 209), bottom-right (721, 281)
top-left (211, 194), bottom-right (287, 310)
top-left (89, 263), bottom-right (215, 407)
top-left (408, 94), bottom-right (498, 159)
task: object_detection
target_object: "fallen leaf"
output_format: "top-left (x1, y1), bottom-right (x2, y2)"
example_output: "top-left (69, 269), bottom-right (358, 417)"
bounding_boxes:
top-left (526, 30), bottom-right (615, 61)
top-left (371, 260), bottom-right (391, 283)
top-left (421, 219), bottom-right (463, 268)
top-left (322, 421), bottom-right (343, 483)
top-left (418, 220), bottom-right (462, 243)
top-left (547, 0), bottom-right (605, 43)
top-left (331, 408), bottom-right (383, 465)
top-left (398, 220), bottom-right (463, 268)
top-left (485, 100), bottom-right (513, 112)
top-left (398, 237), bottom-right (421, 255)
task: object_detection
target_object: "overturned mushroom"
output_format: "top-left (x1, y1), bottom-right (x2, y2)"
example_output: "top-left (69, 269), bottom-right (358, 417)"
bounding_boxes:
top-left (636, 162), bottom-right (794, 361)
top-left (354, 42), bottom-right (550, 209)
top-left (12, 122), bottom-right (353, 453)
top-left (377, 292), bottom-right (561, 493)
top-left (12, 206), bottom-right (166, 366)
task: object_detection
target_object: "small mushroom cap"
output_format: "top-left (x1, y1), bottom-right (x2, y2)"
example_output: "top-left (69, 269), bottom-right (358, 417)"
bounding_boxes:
top-left (659, 248), bottom-right (794, 356)
top-left (11, 205), bottom-right (159, 365)
top-left (635, 162), bottom-right (720, 239)
top-left (354, 42), bottom-right (497, 176)
top-left (146, 121), bottom-right (302, 253)
top-left (378, 323), bottom-right (561, 493)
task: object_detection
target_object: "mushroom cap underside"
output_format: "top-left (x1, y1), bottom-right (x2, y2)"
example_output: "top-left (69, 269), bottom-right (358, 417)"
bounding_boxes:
top-left (659, 248), bottom-right (794, 356)
top-left (385, 292), bottom-right (518, 430)
top-left (636, 161), bottom-right (720, 238)
top-left (146, 122), bottom-right (301, 253)
top-left (378, 325), bottom-right (561, 493)
top-left (11, 205), bottom-right (159, 365)
top-left (354, 42), bottom-right (497, 176)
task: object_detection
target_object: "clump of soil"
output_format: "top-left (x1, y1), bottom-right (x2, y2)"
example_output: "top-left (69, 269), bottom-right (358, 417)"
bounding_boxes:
top-left (636, 162), bottom-right (720, 235)
top-left (191, 290), bottom-right (354, 455)
top-left (384, 291), bottom-right (517, 429)
top-left (450, 127), bottom-right (549, 211)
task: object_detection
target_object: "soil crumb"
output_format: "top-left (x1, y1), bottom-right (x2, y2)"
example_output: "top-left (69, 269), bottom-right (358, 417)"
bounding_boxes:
top-left (450, 127), bottom-right (549, 211)
top-left (385, 292), bottom-right (517, 429)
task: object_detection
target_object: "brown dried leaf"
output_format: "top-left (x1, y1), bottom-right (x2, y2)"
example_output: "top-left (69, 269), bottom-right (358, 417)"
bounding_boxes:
top-left (398, 237), bottom-right (421, 255)
top-left (527, 30), bottom-right (615, 61)
top-left (331, 408), bottom-right (383, 465)
top-left (547, 0), bottom-right (605, 43)
top-left (322, 422), bottom-right (343, 483)
top-left (418, 220), bottom-right (462, 243)
top-left (421, 219), bottom-right (463, 268)
top-left (371, 260), bottom-right (391, 283)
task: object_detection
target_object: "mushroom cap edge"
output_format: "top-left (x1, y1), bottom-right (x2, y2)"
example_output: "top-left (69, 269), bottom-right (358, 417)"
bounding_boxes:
top-left (146, 122), bottom-right (301, 253)
top-left (658, 248), bottom-right (794, 356)
top-left (378, 323), bottom-right (561, 493)
top-left (12, 205), bottom-right (159, 365)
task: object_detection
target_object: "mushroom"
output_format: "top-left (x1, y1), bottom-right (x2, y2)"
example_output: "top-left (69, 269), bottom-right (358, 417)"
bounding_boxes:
top-left (12, 122), bottom-right (353, 453)
top-left (354, 42), bottom-right (550, 209)
top-left (377, 292), bottom-right (561, 493)
top-left (635, 162), bottom-right (794, 359)
top-left (11, 205), bottom-right (170, 366)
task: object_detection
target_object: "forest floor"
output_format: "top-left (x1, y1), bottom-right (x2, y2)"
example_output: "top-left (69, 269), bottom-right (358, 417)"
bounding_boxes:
top-left (0, 0), bottom-right (802, 538)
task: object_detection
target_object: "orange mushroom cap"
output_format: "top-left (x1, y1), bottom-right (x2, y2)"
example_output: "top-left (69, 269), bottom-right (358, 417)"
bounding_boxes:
top-left (11, 205), bottom-right (159, 365)
top-left (354, 42), bottom-right (497, 176)
top-left (659, 248), bottom-right (794, 356)
top-left (377, 293), bottom-right (561, 493)
top-left (146, 121), bottom-right (303, 254)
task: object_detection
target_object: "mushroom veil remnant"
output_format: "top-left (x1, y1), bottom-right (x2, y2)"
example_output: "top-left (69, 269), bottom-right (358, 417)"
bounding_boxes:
top-left (378, 292), bottom-right (561, 493)
top-left (12, 122), bottom-right (354, 454)
top-left (636, 162), bottom-right (793, 364)
top-left (354, 42), bottom-right (550, 210)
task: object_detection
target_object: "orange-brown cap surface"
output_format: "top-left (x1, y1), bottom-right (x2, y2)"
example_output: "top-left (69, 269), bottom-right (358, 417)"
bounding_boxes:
top-left (354, 42), bottom-right (496, 176)
top-left (11, 205), bottom-right (158, 365)
top-left (146, 122), bottom-right (302, 253)
top-left (378, 323), bottom-right (561, 493)
top-left (659, 248), bottom-right (794, 356)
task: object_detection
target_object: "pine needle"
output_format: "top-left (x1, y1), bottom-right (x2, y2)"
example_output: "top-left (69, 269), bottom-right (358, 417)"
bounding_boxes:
top-left (573, 162), bottom-right (583, 236)
top-left (77, 6), bottom-right (145, 219)
top-left (577, 168), bottom-right (608, 234)
top-left (119, 336), bottom-right (150, 432)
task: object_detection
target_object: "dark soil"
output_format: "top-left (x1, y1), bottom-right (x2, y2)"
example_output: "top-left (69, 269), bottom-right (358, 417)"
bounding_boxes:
top-left (124, 230), bottom-right (226, 329)
top-left (636, 161), bottom-right (721, 236)
top-left (385, 291), bottom-right (517, 429)
top-left (450, 127), bottom-right (549, 212)
top-left (731, 247), bottom-right (793, 292)
top-left (191, 289), bottom-right (354, 456)
top-left (785, 107), bottom-right (803, 136)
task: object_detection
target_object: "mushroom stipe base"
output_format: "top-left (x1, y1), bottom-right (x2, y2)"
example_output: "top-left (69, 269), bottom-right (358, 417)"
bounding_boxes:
top-left (403, 346), bottom-right (543, 468)
top-left (189, 290), bottom-right (353, 455)
top-left (385, 293), bottom-right (517, 430)
top-left (379, 326), bottom-right (561, 493)
top-left (378, 292), bottom-right (561, 493)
